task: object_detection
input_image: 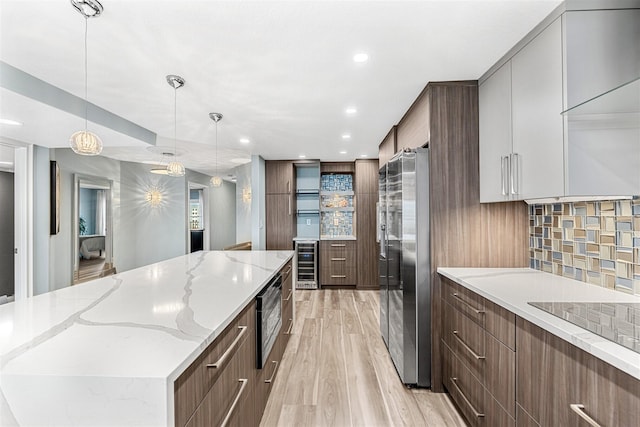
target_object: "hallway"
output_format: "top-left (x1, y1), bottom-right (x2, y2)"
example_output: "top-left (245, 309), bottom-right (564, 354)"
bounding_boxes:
top-left (261, 289), bottom-right (466, 426)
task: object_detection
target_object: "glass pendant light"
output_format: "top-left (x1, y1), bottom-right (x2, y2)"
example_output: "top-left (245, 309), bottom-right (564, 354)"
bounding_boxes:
top-left (69, 0), bottom-right (104, 156)
top-left (166, 75), bottom-right (186, 177)
top-left (209, 112), bottom-right (223, 187)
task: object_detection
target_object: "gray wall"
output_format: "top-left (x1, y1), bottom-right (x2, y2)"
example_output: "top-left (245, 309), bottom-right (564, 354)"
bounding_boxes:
top-left (0, 171), bottom-right (14, 297)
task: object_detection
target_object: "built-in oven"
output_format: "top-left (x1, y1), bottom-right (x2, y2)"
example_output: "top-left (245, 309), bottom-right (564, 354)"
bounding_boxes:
top-left (256, 273), bottom-right (282, 369)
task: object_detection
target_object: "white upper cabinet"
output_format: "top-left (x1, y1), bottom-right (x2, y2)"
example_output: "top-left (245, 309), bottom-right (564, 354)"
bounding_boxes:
top-left (511, 17), bottom-right (564, 200)
top-left (479, 62), bottom-right (512, 203)
top-left (479, 7), bottom-right (640, 202)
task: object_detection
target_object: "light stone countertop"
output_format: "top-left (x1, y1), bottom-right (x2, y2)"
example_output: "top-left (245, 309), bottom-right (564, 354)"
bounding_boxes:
top-left (0, 250), bottom-right (293, 427)
top-left (437, 267), bottom-right (640, 381)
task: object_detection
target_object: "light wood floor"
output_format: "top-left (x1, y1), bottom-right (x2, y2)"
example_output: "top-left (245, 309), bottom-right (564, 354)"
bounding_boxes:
top-left (261, 289), bottom-right (467, 426)
top-left (76, 252), bottom-right (115, 284)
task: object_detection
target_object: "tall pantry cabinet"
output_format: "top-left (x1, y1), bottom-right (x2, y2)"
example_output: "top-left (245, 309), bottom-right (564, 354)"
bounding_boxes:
top-left (265, 161), bottom-right (295, 250)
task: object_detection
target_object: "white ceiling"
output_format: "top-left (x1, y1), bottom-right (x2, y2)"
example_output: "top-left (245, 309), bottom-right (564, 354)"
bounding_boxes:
top-left (0, 0), bottom-right (562, 177)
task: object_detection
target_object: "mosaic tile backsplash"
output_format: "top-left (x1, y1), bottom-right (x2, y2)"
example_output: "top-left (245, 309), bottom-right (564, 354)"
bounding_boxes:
top-left (529, 199), bottom-right (640, 296)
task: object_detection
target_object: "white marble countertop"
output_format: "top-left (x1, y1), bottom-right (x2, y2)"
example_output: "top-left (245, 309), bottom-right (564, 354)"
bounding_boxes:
top-left (0, 250), bottom-right (293, 427)
top-left (437, 267), bottom-right (640, 381)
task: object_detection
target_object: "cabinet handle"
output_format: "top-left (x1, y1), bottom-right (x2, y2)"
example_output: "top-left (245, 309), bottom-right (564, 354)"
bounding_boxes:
top-left (264, 360), bottom-right (279, 384)
top-left (285, 318), bottom-right (294, 335)
top-left (284, 289), bottom-right (293, 302)
top-left (451, 377), bottom-right (485, 418)
top-left (287, 180), bottom-right (290, 194)
top-left (331, 257), bottom-right (346, 261)
top-left (500, 156), bottom-right (508, 196)
top-left (331, 275), bottom-right (346, 278)
top-left (452, 330), bottom-right (486, 360)
top-left (451, 293), bottom-right (485, 314)
top-left (206, 326), bottom-right (248, 369)
top-left (220, 379), bottom-right (248, 427)
top-left (569, 404), bottom-right (601, 427)
top-left (330, 244), bottom-right (346, 247)
top-left (510, 153), bottom-right (519, 195)
top-left (285, 266), bottom-right (292, 275)
top-left (288, 196), bottom-right (291, 215)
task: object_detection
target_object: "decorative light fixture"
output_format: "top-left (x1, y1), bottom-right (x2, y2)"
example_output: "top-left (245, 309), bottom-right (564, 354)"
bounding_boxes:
top-left (166, 75), bottom-right (186, 177)
top-left (69, 0), bottom-right (104, 156)
top-left (145, 187), bottom-right (163, 207)
top-left (209, 112), bottom-right (223, 187)
top-left (150, 152), bottom-right (173, 175)
top-left (242, 187), bottom-right (252, 204)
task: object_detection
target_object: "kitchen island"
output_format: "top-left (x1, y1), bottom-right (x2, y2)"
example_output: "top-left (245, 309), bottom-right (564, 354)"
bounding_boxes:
top-left (0, 250), bottom-right (293, 426)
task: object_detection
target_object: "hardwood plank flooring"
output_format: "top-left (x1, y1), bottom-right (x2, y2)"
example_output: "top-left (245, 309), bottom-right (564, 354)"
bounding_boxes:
top-left (261, 289), bottom-right (467, 426)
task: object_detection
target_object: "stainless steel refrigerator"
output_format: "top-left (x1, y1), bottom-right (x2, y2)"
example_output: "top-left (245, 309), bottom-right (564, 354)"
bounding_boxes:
top-left (379, 148), bottom-right (431, 387)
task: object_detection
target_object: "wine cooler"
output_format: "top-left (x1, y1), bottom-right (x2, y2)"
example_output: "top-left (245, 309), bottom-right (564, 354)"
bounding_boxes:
top-left (295, 240), bottom-right (318, 289)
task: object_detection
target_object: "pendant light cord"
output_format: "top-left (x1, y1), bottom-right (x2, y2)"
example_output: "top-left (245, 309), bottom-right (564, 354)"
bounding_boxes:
top-left (215, 121), bottom-right (218, 176)
top-left (174, 86), bottom-right (177, 156)
top-left (84, 16), bottom-right (88, 132)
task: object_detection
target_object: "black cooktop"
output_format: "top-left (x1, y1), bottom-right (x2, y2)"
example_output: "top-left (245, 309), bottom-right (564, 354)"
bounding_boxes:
top-left (528, 301), bottom-right (640, 354)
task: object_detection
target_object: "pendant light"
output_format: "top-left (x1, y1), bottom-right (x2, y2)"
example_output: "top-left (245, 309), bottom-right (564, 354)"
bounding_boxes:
top-left (209, 112), bottom-right (223, 187)
top-left (69, 0), bottom-right (104, 156)
top-left (166, 75), bottom-right (186, 177)
top-left (150, 152), bottom-right (172, 175)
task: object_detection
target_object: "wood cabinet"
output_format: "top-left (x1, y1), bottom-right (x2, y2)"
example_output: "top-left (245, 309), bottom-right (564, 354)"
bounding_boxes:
top-left (175, 301), bottom-right (256, 427)
top-left (175, 261), bottom-right (293, 427)
top-left (516, 316), bottom-right (640, 427)
top-left (441, 277), bottom-right (516, 426)
top-left (320, 162), bottom-right (355, 174)
top-left (266, 194), bottom-right (294, 250)
top-left (319, 240), bottom-right (356, 286)
top-left (378, 126), bottom-right (397, 167)
top-left (266, 161), bottom-right (293, 195)
top-left (397, 87), bottom-right (430, 151)
top-left (355, 159), bottom-right (379, 290)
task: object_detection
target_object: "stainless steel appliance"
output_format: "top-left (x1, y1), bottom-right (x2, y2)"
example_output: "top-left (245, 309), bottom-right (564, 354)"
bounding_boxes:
top-left (256, 273), bottom-right (283, 368)
top-left (295, 240), bottom-right (318, 289)
top-left (379, 148), bottom-right (431, 387)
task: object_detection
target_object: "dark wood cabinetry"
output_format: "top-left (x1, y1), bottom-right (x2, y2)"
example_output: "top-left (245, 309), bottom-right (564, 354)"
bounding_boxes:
top-left (319, 240), bottom-right (356, 286)
top-left (320, 162), bottom-right (355, 174)
top-left (441, 276), bottom-right (516, 426)
top-left (175, 261), bottom-right (293, 427)
top-left (355, 159), bottom-right (379, 289)
top-left (516, 316), bottom-right (640, 427)
top-left (378, 126), bottom-right (397, 167)
top-left (266, 160), bottom-right (295, 250)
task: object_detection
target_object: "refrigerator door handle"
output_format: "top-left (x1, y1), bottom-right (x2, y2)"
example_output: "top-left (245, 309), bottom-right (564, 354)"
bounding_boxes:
top-left (380, 224), bottom-right (386, 258)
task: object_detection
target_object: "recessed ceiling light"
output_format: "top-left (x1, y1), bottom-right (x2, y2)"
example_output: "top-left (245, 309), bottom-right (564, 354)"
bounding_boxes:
top-left (360, 154), bottom-right (368, 158)
top-left (299, 155), bottom-right (306, 158)
top-left (353, 53), bottom-right (369, 63)
top-left (0, 118), bottom-right (22, 126)
top-left (341, 134), bottom-right (351, 139)
top-left (345, 107), bottom-right (357, 115)
top-left (340, 150), bottom-right (347, 155)
top-left (0, 161), bottom-right (13, 166)
top-left (239, 138), bottom-right (250, 144)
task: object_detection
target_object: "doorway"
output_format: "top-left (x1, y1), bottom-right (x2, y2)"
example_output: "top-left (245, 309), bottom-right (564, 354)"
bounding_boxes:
top-left (73, 175), bottom-right (115, 284)
top-left (187, 183), bottom-right (209, 253)
top-left (0, 145), bottom-right (15, 303)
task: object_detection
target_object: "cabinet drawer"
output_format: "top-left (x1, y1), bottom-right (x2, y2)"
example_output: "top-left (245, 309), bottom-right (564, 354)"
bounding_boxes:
top-left (320, 240), bottom-right (357, 285)
top-left (442, 276), bottom-right (515, 349)
top-left (185, 338), bottom-right (252, 427)
top-left (443, 342), bottom-right (515, 427)
top-left (175, 302), bottom-right (255, 427)
top-left (281, 262), bottom-right (294, 305)
top-left (255, 329), bottom-right (285, 421)
top-left (444, 300), bottom-right (515, 418)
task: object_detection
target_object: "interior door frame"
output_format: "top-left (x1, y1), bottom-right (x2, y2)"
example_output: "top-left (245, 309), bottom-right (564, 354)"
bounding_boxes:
top-left (13, 144), bottom-right (32, 300)
top-left (186, 182), bottom-right (210, 253)
top-left (72, 174), bottom-right (114, 283)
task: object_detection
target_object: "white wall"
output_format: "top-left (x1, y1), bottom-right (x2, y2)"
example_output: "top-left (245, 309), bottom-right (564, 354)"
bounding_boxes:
top-left (251, 155), bottom-right (266, 250)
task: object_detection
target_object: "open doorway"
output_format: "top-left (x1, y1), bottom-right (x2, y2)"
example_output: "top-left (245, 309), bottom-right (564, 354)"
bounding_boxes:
top-left (187, 183), bottom-right (209, 253)
top-left (0, 145), bottom-right (15, 303)
top-left (73, 174), bottom-right (115, 284)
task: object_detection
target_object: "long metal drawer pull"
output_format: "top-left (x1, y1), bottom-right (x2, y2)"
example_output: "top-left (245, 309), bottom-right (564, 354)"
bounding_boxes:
top-left (285, 266), bottom-right (292, 275)
top-left (284, 289), bottom-right (293, 301)
top-left (285, 318), bottom-right (294, 335)
top-left (331, 275), bottom-right (347, 278)
top-left (265, 360), bottom-right (279, 383)
top-left (451, 377), bottom-right (485, 418)
top-left (331, 257), bottom-right (346, 261)
top-left (330, 244), bottom-right (346, 247)
top-left (452, 330), bottom-right (485, 360)
top-left (206, 326), bottom-right (248, 369)
top-left (500, 156), bottom-right (507, 196)
top-left (451, 293), bottom-right (485, 314)
top-left (220, 378), bottom-right (248, 427)
top-left (570, 404), bottom-right (601, 427)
